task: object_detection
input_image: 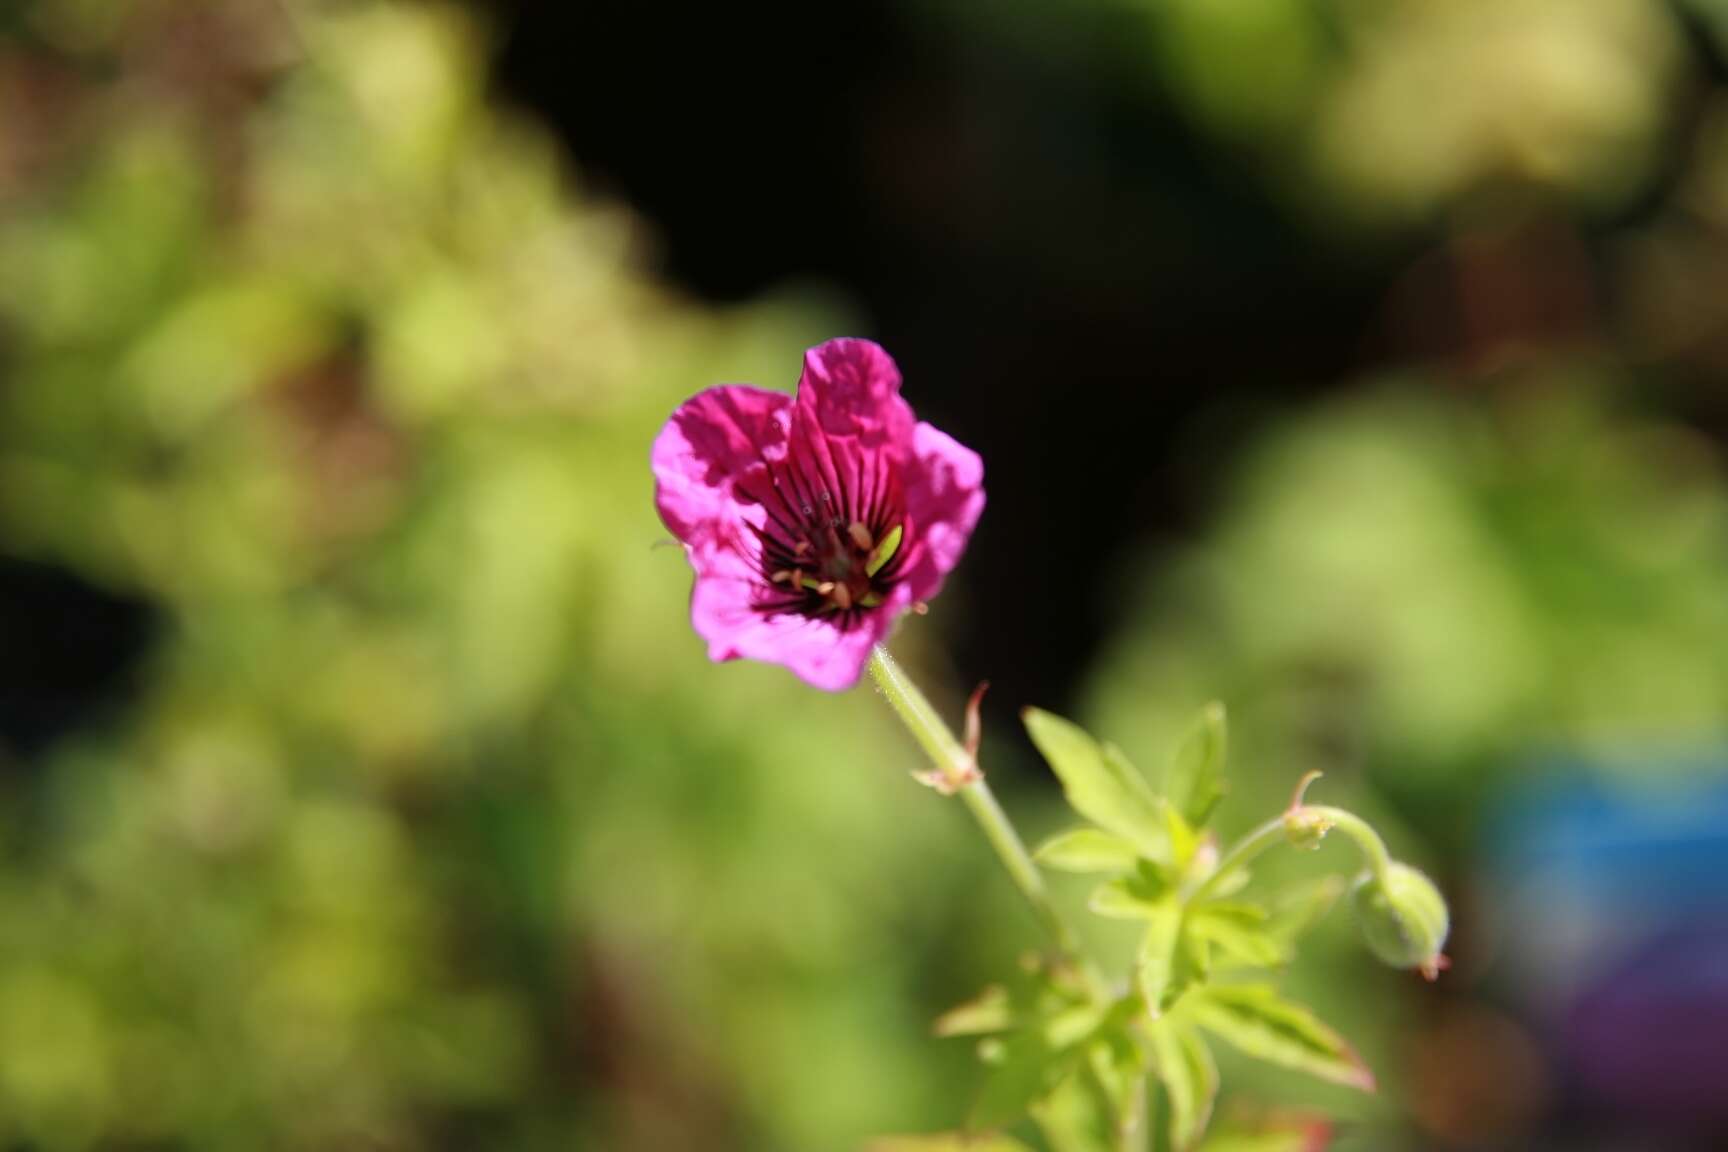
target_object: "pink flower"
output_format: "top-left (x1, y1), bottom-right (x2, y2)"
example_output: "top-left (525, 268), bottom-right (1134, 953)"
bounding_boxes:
top-left (652, 338), bottom-right (985, 690)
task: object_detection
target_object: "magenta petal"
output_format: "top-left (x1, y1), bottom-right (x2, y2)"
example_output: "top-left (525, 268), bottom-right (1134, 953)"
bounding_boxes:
top-left (690, 556), bottom-right (909, 691)
top-left (897, 421), bottom-right (987, 603)
top-left (796, 338), bottom-right (915, 446)
top-left (652, 384), bottom-right (791, 549)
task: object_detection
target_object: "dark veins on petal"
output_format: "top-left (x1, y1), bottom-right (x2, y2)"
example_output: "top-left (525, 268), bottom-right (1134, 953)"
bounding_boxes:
top-left (736, 424), bottom-right (906, 630)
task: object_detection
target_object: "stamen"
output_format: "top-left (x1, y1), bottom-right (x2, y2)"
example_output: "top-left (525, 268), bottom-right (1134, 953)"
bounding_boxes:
top-left (866, 523), bottom-right (903, 577)
top-left (770, 569), bottom-right (794, 584)
top-left (831, 584), bottom-right (853, 610)
top-left (793, 540), bottom-right (812, 557)
top-left (847, 521), bottom-right (874, 551)
top-left (815, 581), bottom-right (836, 595)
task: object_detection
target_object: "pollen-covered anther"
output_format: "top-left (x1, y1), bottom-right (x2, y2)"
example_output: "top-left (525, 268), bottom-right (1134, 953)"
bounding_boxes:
top-left (830, 583), bottom-right (853, 610)
top-left (770, 569), bottom-right (795, 585)
top-left (847, 521), bottom-right (874, 551)
top-left (866, 523), bottom-right (903, 578)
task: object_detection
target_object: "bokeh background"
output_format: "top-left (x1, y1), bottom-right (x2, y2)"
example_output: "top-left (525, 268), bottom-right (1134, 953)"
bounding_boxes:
top-left (3, 0), bottom-right (1728, 1148)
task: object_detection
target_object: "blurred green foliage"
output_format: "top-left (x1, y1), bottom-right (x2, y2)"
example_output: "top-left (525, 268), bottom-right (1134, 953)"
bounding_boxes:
top-left (0, 2), bottom-right (1021, 1148)
top-left (946, 0), bottom-right (1684, 228)
top-left (1089, 376), bottom-right (1728, 815)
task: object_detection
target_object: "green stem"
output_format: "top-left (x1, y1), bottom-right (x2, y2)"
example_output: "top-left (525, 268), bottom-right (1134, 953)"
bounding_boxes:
top-left (1305, 805), bottom-right (1394, 882)
top-left (1189, 803), bottom-right (1393, 905)
top-left (866, 646), bottom-right (1085, 962)
top-left (1189, 816), bottom-right (1286, 905)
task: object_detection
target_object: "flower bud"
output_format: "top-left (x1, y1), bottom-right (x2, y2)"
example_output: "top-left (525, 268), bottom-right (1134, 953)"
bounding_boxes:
top-left (1350, 862), bottom-right (1449, 978)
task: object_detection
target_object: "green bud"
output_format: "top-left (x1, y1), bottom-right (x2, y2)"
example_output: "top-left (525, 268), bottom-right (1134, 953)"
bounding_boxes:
top-left (1350, 862), bottom-right (1450, 978)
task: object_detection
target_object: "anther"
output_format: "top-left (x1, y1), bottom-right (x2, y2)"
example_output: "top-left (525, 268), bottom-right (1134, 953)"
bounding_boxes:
top-left (847, 521), bottom-right (873, 551)
top-left (831, 584), bottom-right (853, 610)
top-left (770, 569), bottom-right (794, 584)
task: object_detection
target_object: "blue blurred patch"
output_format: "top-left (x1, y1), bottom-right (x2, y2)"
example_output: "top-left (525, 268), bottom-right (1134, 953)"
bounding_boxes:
top-left (1487, 761), bottom-right (1728, 1121)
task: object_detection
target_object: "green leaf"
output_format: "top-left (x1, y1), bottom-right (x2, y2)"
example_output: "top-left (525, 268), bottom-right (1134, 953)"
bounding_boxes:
top-left (1136, 901), bottom-right (1184, 1014)
top-left (1036, 827), bottom-right (1141, 874)
top-left (1088, 867), bottom-right (1172, 920)
top-left (1175, 917), bottom-right (1211, 997)
top-left (935, 984), bottom-right (1014, 1037)
top-left (1023, 709), bottom-right (1171, 862)
top-left (1188, 984), bottom-right (1375, 1091)
top-left (1262, 876), bottom-right (1345, 951)
top-left (1149, 1019), bottom-right (1219, 1152)
top-left (1190, 902), bottom-right (1288, 969)
top-left (1042, 1002), bottom-right (1109, 1050)
top-left (1195, 1117), bottom-right (1334, 1151)
top-left (1166, 702), bottom-right (1227, 829)
top-left (1032, 1063), bottom-right (1119, 1152)
top-left (1165, 802), bottom-right (1202, 873)
top-left (1086, 1027), bottom-right (1149, 1132)
top-left (971, 1030), bottom-right (1078, 1130)
top-left (867, 1135), bottom-right (1034, 1152)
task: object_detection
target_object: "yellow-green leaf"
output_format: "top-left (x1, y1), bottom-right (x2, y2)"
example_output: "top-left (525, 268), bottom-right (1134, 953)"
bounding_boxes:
top-left (1088, 869), bottom-right (1172, 920)
top-left (1166, 702), bottom-right (1227, 829)
top-left (1190, 902), bottom-right (1288, 969)
top-left (1035, 827), bottom-right (1141, 874)
top-left (935, 984), bottom-right (1014, 1037)
top-left (1188, 984), bottom-right (1374, 1091)
top-left (1024, 709), bottom-right (1171, 862)
top-left (1137, 901), bottom-right (1184, 1014)
top-left (867, 1135), bottom-right (1034, 1152)
top-left (1149, 1019), bottom-right (1219, 1151)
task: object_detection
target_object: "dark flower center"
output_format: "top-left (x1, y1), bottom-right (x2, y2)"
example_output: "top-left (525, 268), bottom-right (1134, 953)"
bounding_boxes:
top-left (745, 440), bottom-right (906, 624)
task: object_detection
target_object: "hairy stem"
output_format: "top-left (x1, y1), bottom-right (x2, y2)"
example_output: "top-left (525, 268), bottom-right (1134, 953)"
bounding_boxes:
top-left (1190, 802), bottom-right (1393, 905)
top-left (867, 646), bottom-right (1087, 962)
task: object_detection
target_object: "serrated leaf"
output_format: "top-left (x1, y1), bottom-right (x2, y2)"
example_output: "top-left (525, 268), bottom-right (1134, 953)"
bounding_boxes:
top-left (866, 1135), bottom-right (1035, 1152)
top-left (1167, 702), bottom-right (1227, 829)
top-left (1024, 709), bottom-right (1171, 862)
top-left (1190, 903), bottom-right (1288, 969)
top-left (1088, 867), bottom-right (1172, 920)
top-left (1149, 1019), bottom-right (1219, 1152)
top-left (1035, 827), bottom-right (1141, 874)
top-left (935, 984), bottom-right (1014, 1037)
top-left (1188, 984), bottom-right (1375, 1091)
